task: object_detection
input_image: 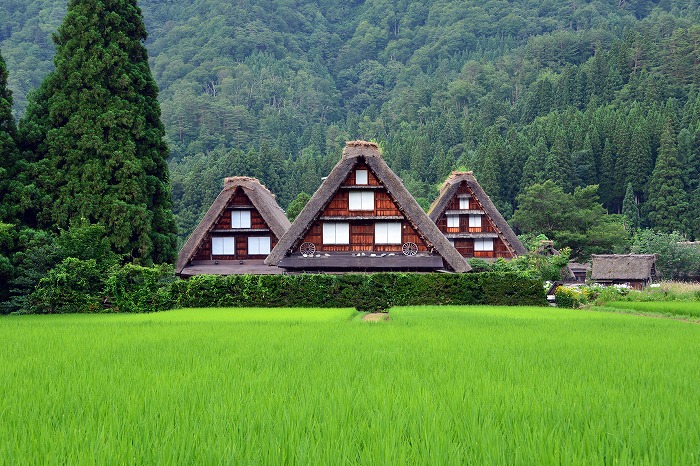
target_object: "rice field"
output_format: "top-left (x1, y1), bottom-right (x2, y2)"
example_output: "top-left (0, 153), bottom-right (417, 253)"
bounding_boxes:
top-left (605, 300), bottom-right (700, 318)
top-left (1, 306), bottom-right (699, 464)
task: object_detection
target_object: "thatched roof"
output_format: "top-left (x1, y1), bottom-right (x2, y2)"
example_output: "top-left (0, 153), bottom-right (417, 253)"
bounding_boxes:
top-left (176, 176), bottom-right (291, 274)
top-left (266, 141), bottom-right (470, 272)
top-left (428, 171), bottom-right (527, 256)
top-left (591, 254), bottom-right (658, 281)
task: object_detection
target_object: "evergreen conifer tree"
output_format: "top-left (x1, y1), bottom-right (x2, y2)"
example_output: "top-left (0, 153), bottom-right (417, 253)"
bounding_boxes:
top-left (621, 182), bottom-right (640, 232)
top-left (544, 128), bottom-right (574, 193)
top-left (645, 120), bottom-right (689, 234)
top-left (0, 49), bottom-right (20, 223)
top-left (18, 0), bottom-right (176, 264)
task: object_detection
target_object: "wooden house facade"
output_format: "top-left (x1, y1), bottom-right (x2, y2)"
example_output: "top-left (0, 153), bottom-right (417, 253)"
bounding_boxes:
top-left (428, 172), bottom-right (526, 259)
top-left (266, 141), bottom-right (469, 272)
top-left (176, 177), bottom-right (291, 276)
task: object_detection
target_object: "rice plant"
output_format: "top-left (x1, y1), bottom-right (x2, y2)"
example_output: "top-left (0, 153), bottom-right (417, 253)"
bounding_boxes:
top-left (1, 306), bottom-right (698, 464)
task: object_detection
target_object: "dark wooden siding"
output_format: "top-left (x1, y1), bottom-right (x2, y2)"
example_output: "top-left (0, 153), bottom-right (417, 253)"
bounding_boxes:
top-left (191, 187), bottom-right (279, 260)
top-left (342, 162), bottom-right (381, 186)
top-left (298, 219), bottom-right (429, 253)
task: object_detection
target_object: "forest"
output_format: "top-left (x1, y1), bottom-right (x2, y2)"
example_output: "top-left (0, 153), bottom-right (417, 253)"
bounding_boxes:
top-left (2, 0), bottom-right (700, 279)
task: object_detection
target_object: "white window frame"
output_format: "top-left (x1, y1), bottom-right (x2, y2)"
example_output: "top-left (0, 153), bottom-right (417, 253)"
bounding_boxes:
top-left (459, 197), bottom-right (470, 210)
top-left (447, 215), bottom-right (460, 228)
top-left (474, 238), bottom-right (493, 251)
top-left (323, 222), bottom-right (350, 245)
top-left (469, 215), bottom-right (482, 228)
top-left (248, 236), bottom-right (271, 255)
top-left (212, 237), bottom-right (236, 255)
top-left (231, 210), bottom-right (251, 229)
top-left (348, 191), bottom-right (374, 211)
top-left (355, 169), bottom-right (368, 185)
top-left (375, 222), bottom-right (402, 245)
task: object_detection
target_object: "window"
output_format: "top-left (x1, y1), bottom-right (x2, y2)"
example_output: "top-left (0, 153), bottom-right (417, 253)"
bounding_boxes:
top-left (447, 215), bottom-right (460, 228)
top-left (323, 222), bottom-right (350, 244)
top-left (474, 239), bottom-right (493, 251)
top-left (459, 197), bottom-right (471, 210)
top-left (231, 210), bottom-right (251, 229)
top-left (349, 191), bottom-right (374, 210)
top-left (469, 215), bottom-right (482, 228)
top-left (248, 236), bottom-right (271, 255)
top-left (355, 169), bottom-right (368, 185)
top-left (375, 222), bottom-right (402, 244)
top-left (212, 237), bottom-right (235, 255)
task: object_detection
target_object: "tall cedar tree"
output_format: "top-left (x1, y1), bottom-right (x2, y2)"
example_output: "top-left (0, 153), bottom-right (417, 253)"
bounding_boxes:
top-left (18, 0), bottom-right (176, 264)
top-left (0, 49), bottom-right (20, 223)
top-left (621, 182), bottom-right (640, 231)
top-left (645, 120), bottom-right (689, 235)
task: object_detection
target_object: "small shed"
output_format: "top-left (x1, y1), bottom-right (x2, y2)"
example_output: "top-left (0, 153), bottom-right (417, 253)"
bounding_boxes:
top-left (565, 262), bottom-right (591, 283)
top-left (590, 254), bottom-right (658, 290)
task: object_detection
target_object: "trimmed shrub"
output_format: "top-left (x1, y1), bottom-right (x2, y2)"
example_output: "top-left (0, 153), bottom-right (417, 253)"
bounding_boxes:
top-left (105, 264), bottom-right (175, 313)
top-left (172, 272), bottom-right (547, 310)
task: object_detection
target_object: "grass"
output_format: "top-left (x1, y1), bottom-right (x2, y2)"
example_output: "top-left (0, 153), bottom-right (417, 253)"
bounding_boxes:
top-left (1, 306), bottom-right (699, 464)
top-left (604, 300), bottom-right (700, 318)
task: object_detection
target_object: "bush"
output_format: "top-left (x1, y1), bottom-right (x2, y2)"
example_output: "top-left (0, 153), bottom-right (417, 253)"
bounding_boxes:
top-left (105, 264), bottom-right (175, 313)
top-left (554, 286), bottom-right (585, 309)
top-left (27, 258), bottom-right (104, 313)
top-left (172, 272), bottom-right (547, 310)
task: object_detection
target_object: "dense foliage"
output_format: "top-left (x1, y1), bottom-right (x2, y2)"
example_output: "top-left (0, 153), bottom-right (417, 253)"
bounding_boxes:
top-left (172, 271), bottom-right (547, 312)
top-left (3, 0), bottom-right (700, 248)
top-left (16, 0), bottom-right (177, 264)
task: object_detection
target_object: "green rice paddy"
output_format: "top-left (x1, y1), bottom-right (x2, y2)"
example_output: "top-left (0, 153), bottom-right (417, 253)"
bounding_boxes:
top-left (1, 306), bottom-right (699, 464)
top-left (606, 300), bottom-right (700, 318)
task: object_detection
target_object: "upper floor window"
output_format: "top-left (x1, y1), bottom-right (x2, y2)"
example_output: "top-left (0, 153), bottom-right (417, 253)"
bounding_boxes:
top-left (248, 236), bottom-right (271, 255)
top-left (375, 222), bottom-right (402, 244)
top-left (355, 169), bottom-right (368, 185)
top-left (459, 197), bottom-right (470, 210)
top-left (349, 191), bottom-right (374, 211)
top-left (212, 237), bottom-right (235, 255)
top-left (323, 222), bottom-right (350, 244)
top-left (474, 238), bottom-right (493, 251)
top-left (232, 210), bottom-right (251, 229)
top-left (447, 215), bottom-right (460, 228)
top-left (469, 215), bottom-right (482, 228)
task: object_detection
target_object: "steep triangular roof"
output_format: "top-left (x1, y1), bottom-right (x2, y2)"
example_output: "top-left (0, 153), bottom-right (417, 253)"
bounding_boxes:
top-left (177, 176), bottom-right (291, 274)
top-left (428, 171), bottom-right (527, 256)
top-left (266, 141), bottom-right (470, 272)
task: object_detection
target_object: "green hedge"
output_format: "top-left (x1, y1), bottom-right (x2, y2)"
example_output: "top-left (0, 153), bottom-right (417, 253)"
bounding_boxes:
top-left (171, 272), bottom-right (547, 311)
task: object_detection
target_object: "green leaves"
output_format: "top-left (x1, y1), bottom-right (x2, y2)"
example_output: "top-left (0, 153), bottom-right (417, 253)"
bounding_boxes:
top-left (18, 0), bottom-right (176, 264)
top-left (512, 181), bottom-right (628, 260)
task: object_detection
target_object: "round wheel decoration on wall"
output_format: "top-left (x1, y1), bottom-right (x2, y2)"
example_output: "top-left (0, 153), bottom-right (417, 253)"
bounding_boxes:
top-left (300, 242), bottom-right (316, 255)
top-left (402, 242), bottom-right (418, 256)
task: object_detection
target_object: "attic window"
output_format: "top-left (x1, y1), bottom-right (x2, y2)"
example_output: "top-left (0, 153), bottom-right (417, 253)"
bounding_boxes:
top-left (232, 210), bottom-right (251, 229)
top-left (356, 169), bottom-right (368, 185)
top-left (474, 238), bottom-right (493, 251)
top-left (375, 222), bottom-right (402, 244)
top-left (459, 197), bottom-right (470, 209)
top-left (323, 222), bottom-right (350, 245)
top-left (469, 215), bottom-right (482, 228)
top-left (212, 237), bottom-right (235, 255)
top-left (349, 191), bottom-right (374, 210)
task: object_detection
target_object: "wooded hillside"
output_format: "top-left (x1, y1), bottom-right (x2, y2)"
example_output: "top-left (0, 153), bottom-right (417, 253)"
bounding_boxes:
top-left (2, 0), bottom-right (700, 245)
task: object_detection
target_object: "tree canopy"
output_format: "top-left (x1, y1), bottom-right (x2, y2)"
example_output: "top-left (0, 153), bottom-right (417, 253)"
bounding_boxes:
top-left (17, 0), bottom-right (177, 264)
